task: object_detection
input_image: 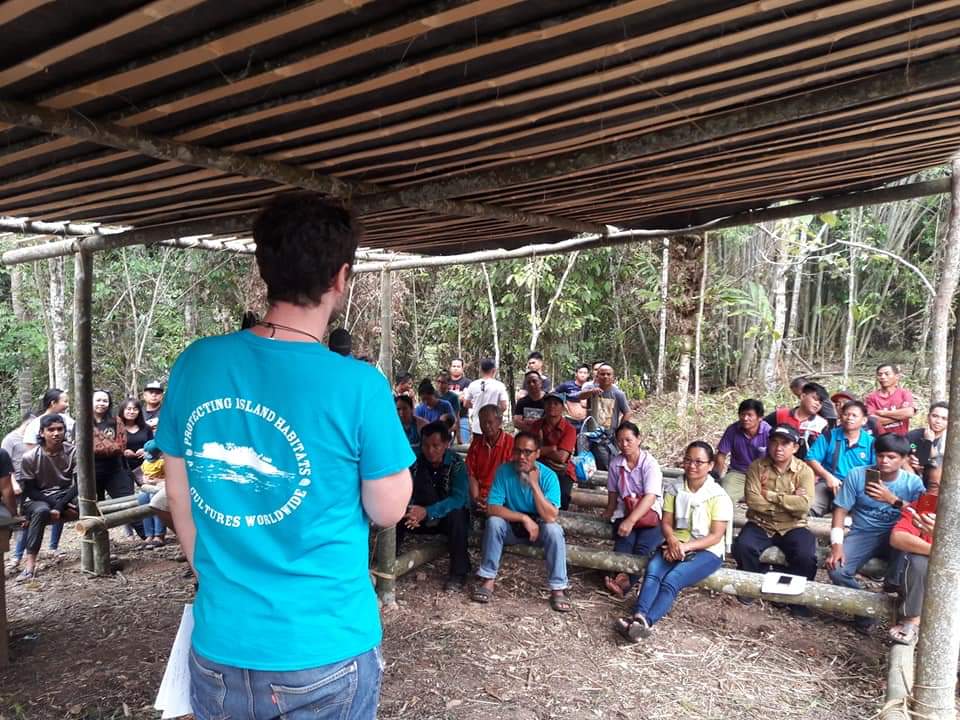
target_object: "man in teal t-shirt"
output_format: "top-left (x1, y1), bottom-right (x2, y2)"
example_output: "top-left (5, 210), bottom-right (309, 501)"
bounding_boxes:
top-left (473, 432), bottom-right (572, 612)
top-left (827, 432), bottom-right (923, 632)
top-left (157, 193), bottom-right (413, 720)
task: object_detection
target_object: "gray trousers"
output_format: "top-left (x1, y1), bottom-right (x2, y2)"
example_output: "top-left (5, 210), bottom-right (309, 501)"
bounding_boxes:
top-left (901, 553), bottom-right (929, 618)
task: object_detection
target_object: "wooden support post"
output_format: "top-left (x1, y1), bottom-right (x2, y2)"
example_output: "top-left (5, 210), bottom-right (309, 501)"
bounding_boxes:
top-left (912, 272), bottom-right (960, 717)
top-left (880, 644), bottom-right (915, 720)
top-left (75, 504), bottom-right (155, 535)
top-left (378, 269), bottom-right (393, 380)
top-left (73, 249), bottom-right (110, 576)
top-left (503, 542), bottom-right (894, 620)
top-left (375, 525), bottom-right (397, 607)
top-left (0, 523), bottom-right (10, 667)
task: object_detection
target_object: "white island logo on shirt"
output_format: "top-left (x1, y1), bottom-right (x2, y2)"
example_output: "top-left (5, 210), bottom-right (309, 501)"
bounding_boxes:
top-left (181, 397), bottom-right (312, 529)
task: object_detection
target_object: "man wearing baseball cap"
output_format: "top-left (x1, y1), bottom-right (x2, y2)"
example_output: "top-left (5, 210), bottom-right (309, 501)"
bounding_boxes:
top-left (733, 424), bottom-right (818, 616)
top-left (830, 390), bottom-right (879, 435)
top-left (142, 381), bottom-right (164, 431)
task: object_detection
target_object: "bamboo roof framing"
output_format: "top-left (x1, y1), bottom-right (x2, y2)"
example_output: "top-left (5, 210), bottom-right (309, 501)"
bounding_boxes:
top-left (0, 0), bottom-right (959, 263)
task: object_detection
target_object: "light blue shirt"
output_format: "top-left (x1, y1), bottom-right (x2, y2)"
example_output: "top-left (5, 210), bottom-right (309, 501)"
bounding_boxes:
top-left (487, 461), bottom-right (560, 516)
top-left (835, 465), bottom-right (924, 533)
top-left (156, 331), bottom-right (414, 671)
top-left (806, 429), bottom-right (875, 483)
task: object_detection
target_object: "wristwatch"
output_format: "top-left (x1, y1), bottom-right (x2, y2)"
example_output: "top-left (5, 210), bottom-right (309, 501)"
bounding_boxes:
top-left (892, 498), bottom-right (904, 509)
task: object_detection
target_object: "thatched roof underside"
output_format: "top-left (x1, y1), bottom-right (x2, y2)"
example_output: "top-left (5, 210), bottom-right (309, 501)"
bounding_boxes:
top-left (1, 0), bottom-right (959, 255)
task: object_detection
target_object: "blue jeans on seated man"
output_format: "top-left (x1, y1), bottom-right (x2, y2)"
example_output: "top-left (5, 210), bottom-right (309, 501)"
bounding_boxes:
top-left (138, 491), bottom-right (166, 536)
top-left (612, 518), bottom-right (664, 586)
top-left (477, 515), bottom-right (568, 590)
top-left (189, 645), bottom-right (384, 720)
top-left (13, 521), bottom-right (63, 560)
top-left (828, 527), bottom-right (904, 628)
top-left (633, 549), bottom-right (722, 625)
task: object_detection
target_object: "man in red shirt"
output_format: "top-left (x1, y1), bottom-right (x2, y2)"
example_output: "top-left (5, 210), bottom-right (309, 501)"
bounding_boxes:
top-left (762, 383), bottom-right (828, 459)
top-left (531, 393), bottom-right (577, 510)
top-left (865, 363), bottom-right (915, 436)
top-left (888, 461), bottom-right (941, 645)
top-left (466, 404), bottom-right (514, 513)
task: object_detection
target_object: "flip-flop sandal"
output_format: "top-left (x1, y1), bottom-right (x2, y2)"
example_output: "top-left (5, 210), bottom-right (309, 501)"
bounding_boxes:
top-left (550, 591), bottom-right (573, 613)
top-left (889, 623), bottom-right (919, 645)
top-left (472, 585), bottom-right (494, 604)
top-left (603, 574), bottom-right (630, 598)
top-left (614, 615), bottom-right (651, 642)
top-left (15, 569), bottom-right (35, 583)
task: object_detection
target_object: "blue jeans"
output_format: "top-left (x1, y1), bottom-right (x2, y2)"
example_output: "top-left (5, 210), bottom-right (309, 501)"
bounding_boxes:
top-left (633, 549), bottom-right (722, 625)
top-left (13, 521), bottom-right (63, 559)
top-left (189, 645), bottom-right (384, 720)
top-left (612, 520), bottom-right (663, 585)
top-left (477, 515), bottom-right (568, 590)
top-left (458, 418), bottom-right (470, 444)
top-left (828, 527), bottom-right (902, 590)
top-left (138, 492), bottom-right (166, 536)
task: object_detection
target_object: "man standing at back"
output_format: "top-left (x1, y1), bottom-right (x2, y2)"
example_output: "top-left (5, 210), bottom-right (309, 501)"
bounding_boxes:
top-left (462, 359), bottom-right (509, 438)
top-left (865, 363), bottom-right (915, 436)
top-left (447, 358), bottom-right (472, 443)
top-left (158, 193), bottom-right (413, 720)
top-left (142, 381), bottom-right (164, 431)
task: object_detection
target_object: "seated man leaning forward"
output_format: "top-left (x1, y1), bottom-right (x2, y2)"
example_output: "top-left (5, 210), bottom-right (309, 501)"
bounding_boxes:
top-left (399, 422), bottom-right (470, 591)
top-left (715, 398), bottom-right (770, 503)
top-left (827, 433), bottom-right (925, 632)
top-left (466, 404), bottom-right (514, 513)
top-left (732, 425), bottom-right (818, 617)
top-left (17, 414), bottom-right (78, 581)
top-left (888, 461), bottom-right (942, 645)
top-left (473, 431), bottom-right (571, 612)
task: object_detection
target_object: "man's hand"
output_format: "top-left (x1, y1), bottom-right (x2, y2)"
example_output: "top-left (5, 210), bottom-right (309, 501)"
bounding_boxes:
top-left (824, 474), bottom-right (841, 492)
top-left (826, 545), bottom-right (844, 571)
top-left (617, 517), bottom-right (635, 537)
top-left (795, 486), bottom-right (807, 497)
top-left (123, 449), bottom-right (136, 458)
top-left (866, 481), bottom-right (896, 505)
top-left (49, 509), bottom-right (60, 522)
top-left (914, 513), bottom-right (936, 536)
top-left (522, 515), bottom-right (539, 543)
top-left (404, 505), bottom-right (427, 529)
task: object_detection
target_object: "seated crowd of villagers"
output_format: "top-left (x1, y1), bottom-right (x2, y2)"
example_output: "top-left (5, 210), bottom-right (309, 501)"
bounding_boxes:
top-left (1, 384), bottom-right (171, 582)
top-left (395, 357), bottom-right (945, 645)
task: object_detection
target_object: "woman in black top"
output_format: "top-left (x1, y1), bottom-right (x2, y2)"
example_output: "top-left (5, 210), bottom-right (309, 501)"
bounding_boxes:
top-left (118, 398), bottom-right (152, 486)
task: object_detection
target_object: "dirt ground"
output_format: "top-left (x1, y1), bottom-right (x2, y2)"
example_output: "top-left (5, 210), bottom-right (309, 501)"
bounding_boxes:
top-left (0, 525), bottom-right (897, 720)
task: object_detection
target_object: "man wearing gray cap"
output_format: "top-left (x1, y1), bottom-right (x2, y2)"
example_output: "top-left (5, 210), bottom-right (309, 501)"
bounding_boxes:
top-left (142, 381), bottom-right (164, 431)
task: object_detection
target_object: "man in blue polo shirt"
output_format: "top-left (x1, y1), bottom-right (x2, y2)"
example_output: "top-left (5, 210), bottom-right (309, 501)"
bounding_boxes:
top-left (805, 400), bottom-right (875, 516)
top-left (158, 193), bottom-right (413, 720)
top-left (827, 433), bottom-right (924, 632)
top-left (716, 399), bottom-right (770, 503)
top-left (414, 380), bottom-right (456, 428)
top-left (473, 431), bottom-right (571, 612)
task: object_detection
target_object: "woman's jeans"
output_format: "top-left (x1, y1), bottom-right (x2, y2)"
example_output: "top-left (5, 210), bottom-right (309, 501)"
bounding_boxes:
top-left (189, 645), bottom-right (384, 720)
top-left (612, 519), bottom-right (663, 585)
top-left (138, 491), bottom-right (166, 536)
top-left (633, 549), bottom-right (722, 625)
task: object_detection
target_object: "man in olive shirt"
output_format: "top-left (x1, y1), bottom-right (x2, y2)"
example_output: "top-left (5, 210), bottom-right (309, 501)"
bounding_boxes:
top-left (732, 425), bottom-right (818, 615)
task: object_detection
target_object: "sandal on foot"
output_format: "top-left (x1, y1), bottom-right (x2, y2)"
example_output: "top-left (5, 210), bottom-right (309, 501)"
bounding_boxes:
top-left (604, 574), bottom-right (630, 598)
top-left (550, 590), bottom-right (573, 613)
top-left (889, 623), bottom-right (919, 645)
top-left (471, 584), bottom-right (494, 604)
top-left (15, 569), bottom-right (35, 583)
top-left (614, 615), bottom-right (651, 642)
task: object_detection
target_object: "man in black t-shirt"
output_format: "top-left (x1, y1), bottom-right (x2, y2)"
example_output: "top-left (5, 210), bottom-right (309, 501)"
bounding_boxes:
top-left (513, 371), bottom-right (546, 431)
top-left (907, 401), bottom-right (948, 487)
top-left (142, 380), bottom-right (164, 431)
top-left (448, 358), bottom-right (472, 443)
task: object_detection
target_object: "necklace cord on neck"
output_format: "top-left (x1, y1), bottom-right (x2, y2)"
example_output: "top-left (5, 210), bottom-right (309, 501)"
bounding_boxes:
top-left (258, 321), bottom-right (322, 343)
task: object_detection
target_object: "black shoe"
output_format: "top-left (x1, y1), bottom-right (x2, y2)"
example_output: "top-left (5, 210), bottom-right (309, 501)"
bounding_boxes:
top-left (444, 574), bottom-right (467, 592)
top-left (788, 604), bottom-right (812, 618)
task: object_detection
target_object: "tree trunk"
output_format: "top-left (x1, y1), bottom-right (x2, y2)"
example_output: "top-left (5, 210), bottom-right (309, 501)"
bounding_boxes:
top-left (480, 263), bottom-right (500, 368)
top-left (911, 304), bottom-right (960, 718)
top-left (47, 255), bottom-right (70, 391)
top-left (677, 335), bottom-right (692, 417)
top-left (693, 235), bottom-right (709, 406)
top-left (762, 223), bottom-right (789, 391)
top-left (530, 252), bottom-right (578, 352)
top-left (377, 269), bottom-right (393, 380)
top-left (183, 253), bottom-right (199, 337)
top-left (9, 265), bottom-right (33, 414)
top-left (814, 263), bottom-right (825, 370)
top-left (393, 542), bottom-right (447, 578)
top-left (843, 208), bottom-right (862, 384)
top-left (656, 238), bottom-right (669, 395)
top-left (375, 526), bottom-right (397, 607)
top-left (929, 161), bottom-right (960, 402)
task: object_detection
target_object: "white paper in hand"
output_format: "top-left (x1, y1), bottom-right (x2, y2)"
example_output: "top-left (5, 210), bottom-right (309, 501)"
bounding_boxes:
top-left (154, 604), bottom-right (195, 719)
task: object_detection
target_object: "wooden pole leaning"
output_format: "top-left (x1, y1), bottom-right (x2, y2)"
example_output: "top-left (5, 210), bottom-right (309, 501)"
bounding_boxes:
top-left (374, 525), bottom-right (398, 608)
top-left (73, 248), bottom-right (110, 576)
top-left (880, 643), bottom-right (915, 720)
top-left (75, 505), bottom-right (155, 535)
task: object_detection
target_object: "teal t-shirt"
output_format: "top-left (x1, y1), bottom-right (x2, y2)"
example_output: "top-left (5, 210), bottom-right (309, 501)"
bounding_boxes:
top-left (156, 331), bottom-right (414, 671)
top-left (835, 465), bottom-right (924, 533)
top-left (487, 461), bottom-right (560, 515)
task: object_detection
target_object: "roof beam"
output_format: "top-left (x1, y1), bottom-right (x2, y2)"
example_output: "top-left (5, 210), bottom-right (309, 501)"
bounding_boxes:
top-left (351, 53), bottom-right (960, 214)
top-left (0, 98), bottom-right (605, 237)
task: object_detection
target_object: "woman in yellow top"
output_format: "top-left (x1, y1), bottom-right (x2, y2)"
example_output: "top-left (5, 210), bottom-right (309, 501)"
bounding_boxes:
top-left (615, 441), bottom-right (733, 642)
